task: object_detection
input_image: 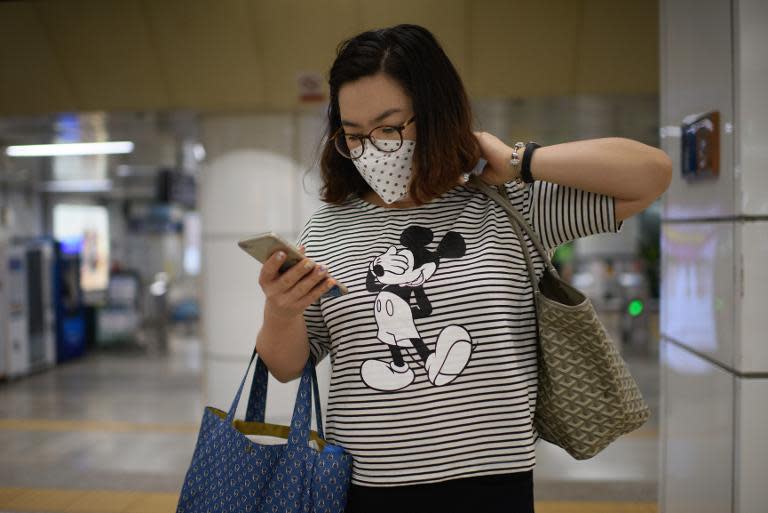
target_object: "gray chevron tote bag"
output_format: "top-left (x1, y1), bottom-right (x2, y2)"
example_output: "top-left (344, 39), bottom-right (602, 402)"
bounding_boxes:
top-left (469, 176), bottom-right (650, 459)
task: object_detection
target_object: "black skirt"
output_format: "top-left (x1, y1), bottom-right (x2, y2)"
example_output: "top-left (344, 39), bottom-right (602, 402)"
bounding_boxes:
top-left (344, 471), bottom-right (535, 513)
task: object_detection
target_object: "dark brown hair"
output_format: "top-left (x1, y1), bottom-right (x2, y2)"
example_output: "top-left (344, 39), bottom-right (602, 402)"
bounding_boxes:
top-left (319, 24), bottom-right (480, 205)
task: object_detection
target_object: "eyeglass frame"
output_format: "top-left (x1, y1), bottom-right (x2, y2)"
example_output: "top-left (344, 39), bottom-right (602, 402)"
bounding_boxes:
top-left (332, 116), bottom-right (416, 160)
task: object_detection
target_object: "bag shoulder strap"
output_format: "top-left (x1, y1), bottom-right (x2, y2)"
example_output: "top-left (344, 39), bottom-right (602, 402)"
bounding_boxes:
top-left (467, 176), bottom-right (558, 280)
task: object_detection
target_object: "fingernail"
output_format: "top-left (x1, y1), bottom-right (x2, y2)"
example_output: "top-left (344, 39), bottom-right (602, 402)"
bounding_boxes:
top-left (316, 265), bottom-right (327, 274)
top-left (304, 260), bottom-right (314, 270)
top-left (276, 251), bottom-right (285, 260)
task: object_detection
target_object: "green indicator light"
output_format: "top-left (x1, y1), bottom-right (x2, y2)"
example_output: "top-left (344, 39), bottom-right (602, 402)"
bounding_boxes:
top-left (628, 299), bottom-right (644, 317)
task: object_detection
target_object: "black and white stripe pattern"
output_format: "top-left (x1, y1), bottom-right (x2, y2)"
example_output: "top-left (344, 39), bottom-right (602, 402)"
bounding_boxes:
top-left (297, 180), bottom-right (621, 487)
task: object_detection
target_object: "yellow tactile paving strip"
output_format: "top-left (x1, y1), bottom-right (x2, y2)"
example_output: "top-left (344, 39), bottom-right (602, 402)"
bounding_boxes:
top-left (0, 418), bottom-right (658, 438)
top-left (0, 488), bottom-right (657, 513)
top-left (0, 418), bottom-right (198, 434)
top-left (0, 488), bottom-right (178, 513)
top-left (537, 503), bottom-right (657, 513)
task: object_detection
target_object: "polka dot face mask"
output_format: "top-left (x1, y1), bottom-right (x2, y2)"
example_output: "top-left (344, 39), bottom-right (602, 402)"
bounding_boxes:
top-left (351, 139), bottom-right (415, 204)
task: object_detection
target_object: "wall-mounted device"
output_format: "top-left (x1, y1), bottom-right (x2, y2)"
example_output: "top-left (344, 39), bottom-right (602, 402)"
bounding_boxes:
top-left (681, 110), bottom-right (720, 182)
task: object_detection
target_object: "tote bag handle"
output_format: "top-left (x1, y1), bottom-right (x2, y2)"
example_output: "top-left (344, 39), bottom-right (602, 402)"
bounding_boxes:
top-left (227, 349), bottom-right (324, 445)
top-left (245, 356), bottom-right (325, 439)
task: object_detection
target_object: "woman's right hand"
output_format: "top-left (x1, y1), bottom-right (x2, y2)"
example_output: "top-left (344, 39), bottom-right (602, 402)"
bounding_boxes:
top-left (258, 246), bottom-right (336, 320)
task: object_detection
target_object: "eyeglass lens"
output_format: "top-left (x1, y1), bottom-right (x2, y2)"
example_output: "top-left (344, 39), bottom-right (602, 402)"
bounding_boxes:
top-left (336, 126), bottom-right (404, 158)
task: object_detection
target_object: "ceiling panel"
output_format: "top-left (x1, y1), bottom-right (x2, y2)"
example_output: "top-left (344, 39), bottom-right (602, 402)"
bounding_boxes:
top-left (468, 0), bottom-right (583, 98)
top-left (0, 2), bottom-right (77, 116)
top-left (252, 0), bottom-right (359, 110)
top-left (0, 0), bottom-right (659, 116)
top-left (577, 0), bottom-right (659, 94)
top-left (34, 0), bottom-right (169, 111)
top-left (358, 0), bottom-right (468, 77)
top-left (142, 0), bottom-right (266, 111)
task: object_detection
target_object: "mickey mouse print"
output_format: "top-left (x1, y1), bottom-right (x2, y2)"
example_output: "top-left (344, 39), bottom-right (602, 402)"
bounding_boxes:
top-left (361, 225), bottom-right (476, 392)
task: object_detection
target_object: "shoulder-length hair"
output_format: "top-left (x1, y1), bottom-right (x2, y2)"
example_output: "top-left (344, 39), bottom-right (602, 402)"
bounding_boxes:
top-left (319, 24), bottom-right (480, 205)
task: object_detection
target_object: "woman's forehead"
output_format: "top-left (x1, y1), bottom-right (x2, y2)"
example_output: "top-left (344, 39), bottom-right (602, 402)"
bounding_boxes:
top-left (338, 73), bottom-right (412, 127)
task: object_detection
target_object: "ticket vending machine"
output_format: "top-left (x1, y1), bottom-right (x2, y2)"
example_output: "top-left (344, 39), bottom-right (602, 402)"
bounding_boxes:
top-left (0, 240), bottom-right (4, 378)
top-left (54, 241), bottom-right (86, 362)
top-left (0, 243), bottom-right (30, 379)
top-left (0, 242), bottom-right (5, 378)
top-left (25, 239), bottom-right (56, 372)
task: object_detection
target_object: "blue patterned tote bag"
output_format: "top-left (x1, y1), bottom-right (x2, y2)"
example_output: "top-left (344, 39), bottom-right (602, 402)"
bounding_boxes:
top-left (176, 350), bottom-right (352, 513)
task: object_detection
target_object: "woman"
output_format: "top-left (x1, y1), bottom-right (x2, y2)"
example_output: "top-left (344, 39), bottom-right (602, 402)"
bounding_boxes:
top-left (256, 24), bottom-right (671, 513)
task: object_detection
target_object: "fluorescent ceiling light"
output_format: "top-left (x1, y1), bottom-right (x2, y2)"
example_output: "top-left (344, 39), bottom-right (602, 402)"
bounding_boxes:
top-left (40, 179), bottom-right (113, 193)
top-left (6, 141), bottom-right (134, 157)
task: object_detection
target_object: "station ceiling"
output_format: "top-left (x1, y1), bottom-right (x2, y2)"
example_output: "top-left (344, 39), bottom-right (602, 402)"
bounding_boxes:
top-left (0, 0), bottom-right (659, 116)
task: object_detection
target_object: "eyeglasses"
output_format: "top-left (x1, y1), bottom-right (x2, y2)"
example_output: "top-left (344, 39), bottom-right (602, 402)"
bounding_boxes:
top-left (332, 116), bottom-right (415, 160)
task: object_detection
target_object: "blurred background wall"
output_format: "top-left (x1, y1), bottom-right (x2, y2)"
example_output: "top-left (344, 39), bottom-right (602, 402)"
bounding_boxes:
top-left (0, 4), bottom-right (672, 508)
top-left (0, 0), bottom-right (663, 416)
top-left (4, 2), bottom-right (768, 511)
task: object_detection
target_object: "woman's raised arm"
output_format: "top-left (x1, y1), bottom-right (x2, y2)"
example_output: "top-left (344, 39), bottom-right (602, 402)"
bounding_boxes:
top-left (474, 133), bottom-right (673, 222)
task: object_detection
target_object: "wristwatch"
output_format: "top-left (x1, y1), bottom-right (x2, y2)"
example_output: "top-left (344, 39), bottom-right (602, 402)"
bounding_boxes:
top-left (520, 142), bottom-right (541, 184)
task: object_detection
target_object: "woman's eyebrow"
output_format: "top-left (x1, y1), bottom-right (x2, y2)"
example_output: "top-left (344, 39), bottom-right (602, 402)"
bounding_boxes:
top-left (341, 108), bottom-right (403, 128)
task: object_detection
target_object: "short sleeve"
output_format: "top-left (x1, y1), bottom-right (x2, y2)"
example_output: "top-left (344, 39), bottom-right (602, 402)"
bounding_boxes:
top-left (295, 220), bottom-right (331, 365)
top-left (505, 179), bottom-right (624, 252)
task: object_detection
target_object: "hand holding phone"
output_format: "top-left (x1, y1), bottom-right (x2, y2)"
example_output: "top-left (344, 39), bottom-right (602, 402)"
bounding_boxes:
top-left (239, 233), bottom-right (348, 310)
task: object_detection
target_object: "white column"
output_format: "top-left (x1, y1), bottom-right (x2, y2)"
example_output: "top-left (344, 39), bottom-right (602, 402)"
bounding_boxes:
top-left (659, 1), bottom-right (768, 512)
top-left (198, 111), bottom-right (327, 426)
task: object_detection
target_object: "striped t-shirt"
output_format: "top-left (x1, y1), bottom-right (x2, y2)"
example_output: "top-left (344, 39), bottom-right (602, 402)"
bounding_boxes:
top-left (297, 179), bottom-right (622, 487)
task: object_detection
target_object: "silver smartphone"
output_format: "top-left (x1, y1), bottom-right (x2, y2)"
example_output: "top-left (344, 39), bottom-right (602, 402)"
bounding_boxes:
top-left (238, 232), bottom-right (348, 298)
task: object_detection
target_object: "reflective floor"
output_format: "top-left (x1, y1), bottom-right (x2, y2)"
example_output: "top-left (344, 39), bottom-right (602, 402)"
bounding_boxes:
top-left (0, 329), bottom-right (659, 512)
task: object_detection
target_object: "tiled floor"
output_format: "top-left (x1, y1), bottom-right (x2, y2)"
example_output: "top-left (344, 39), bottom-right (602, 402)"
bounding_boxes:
top-left (0, 330), bottom-right (660, 512)
top-left (0, 335), bottom-right (203, 496)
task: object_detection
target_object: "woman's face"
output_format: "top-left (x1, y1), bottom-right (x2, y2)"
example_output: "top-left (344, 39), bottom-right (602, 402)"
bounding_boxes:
top-left (337, 72), bottom-right (416, 143)
top-left (339, 73), bottom-right (416, 208)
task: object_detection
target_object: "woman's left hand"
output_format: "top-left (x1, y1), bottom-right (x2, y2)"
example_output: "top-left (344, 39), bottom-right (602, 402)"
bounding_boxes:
top-left (469, 131), bottom-right (521, 186)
